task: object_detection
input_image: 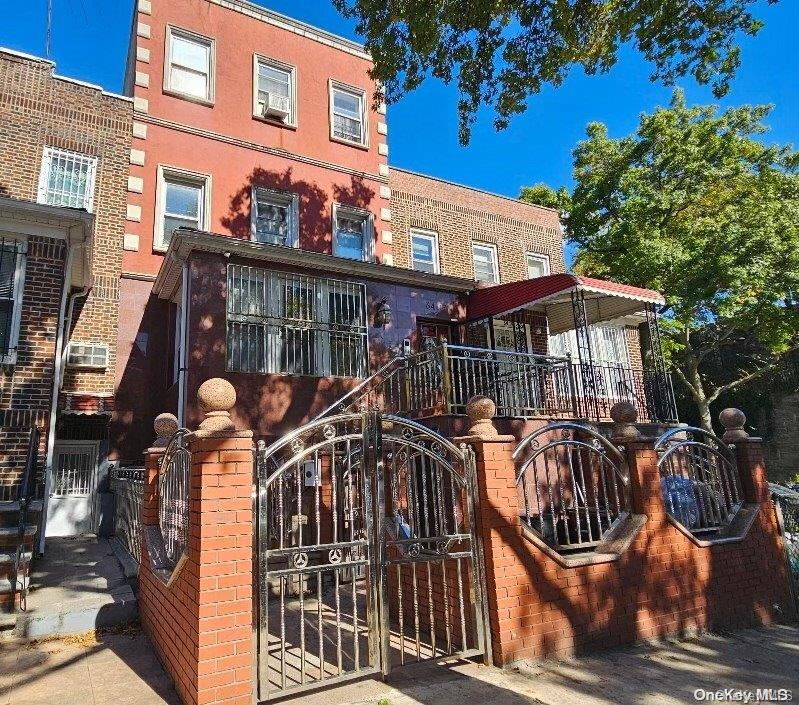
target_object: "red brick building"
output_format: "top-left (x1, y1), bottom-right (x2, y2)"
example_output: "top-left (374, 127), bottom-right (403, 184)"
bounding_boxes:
top-left (0, 48), bottom-right (131, 540)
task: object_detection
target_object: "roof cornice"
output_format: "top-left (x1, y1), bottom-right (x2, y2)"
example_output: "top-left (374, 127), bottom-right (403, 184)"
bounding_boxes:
top-left (153, 229), bottom-right (477, 300)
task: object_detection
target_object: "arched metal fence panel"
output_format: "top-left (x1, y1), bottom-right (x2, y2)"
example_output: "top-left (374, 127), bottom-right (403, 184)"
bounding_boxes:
top-left (158, 429), bottom-right (191, 568)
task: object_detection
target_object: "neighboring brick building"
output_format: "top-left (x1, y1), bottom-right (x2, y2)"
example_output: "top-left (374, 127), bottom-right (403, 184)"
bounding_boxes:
top-left (0, 48), bottom-right (132, 539)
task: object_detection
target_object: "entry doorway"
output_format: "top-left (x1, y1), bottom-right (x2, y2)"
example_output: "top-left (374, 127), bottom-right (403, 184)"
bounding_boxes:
top-left (45, 441), bottom-right (100, 536)
top-left (416, 320), bottom-right (454, 352)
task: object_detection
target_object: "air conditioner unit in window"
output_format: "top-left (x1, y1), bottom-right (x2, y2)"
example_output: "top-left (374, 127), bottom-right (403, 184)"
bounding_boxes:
top-left (262, 92), bottom-right (290, 121)
top-left (66, 341), bottom-right (109, 370)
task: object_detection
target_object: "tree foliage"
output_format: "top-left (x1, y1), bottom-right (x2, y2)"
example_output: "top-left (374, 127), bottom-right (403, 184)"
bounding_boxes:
top-left (333, 0), bottom-right (776, 143)
top-left (519, 183), bottom-right (571, 213)
top-left (554, 90), bottom-right (799, 429)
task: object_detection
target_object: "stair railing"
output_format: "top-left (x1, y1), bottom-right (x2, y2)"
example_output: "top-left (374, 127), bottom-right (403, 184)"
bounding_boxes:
top-left (10, 426), bottom-right (39, 611)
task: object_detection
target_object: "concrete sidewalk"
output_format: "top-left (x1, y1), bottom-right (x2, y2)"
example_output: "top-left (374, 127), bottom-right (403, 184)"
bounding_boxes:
top-left (2, 625), bottom-right (798, 705)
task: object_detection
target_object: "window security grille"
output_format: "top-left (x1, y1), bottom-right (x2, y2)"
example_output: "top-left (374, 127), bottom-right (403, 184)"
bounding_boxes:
top-left (37, 148), bottom-right (97, 212)
top-left (66, 342), bottom-right (109, 369)
top-left (226, 265), bottom-right (368, 378)
top-left (0, 239), bottom-right (25, 360)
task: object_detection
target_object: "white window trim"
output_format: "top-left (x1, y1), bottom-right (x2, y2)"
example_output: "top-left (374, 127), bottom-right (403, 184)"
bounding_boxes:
top-left (252, 54), bottom-right (298, 128)
top-left (332, 203), bottom-right (374, 262)
top-left (37, 147), bottom-right (98, 213)
top-left (525, 252), bottom-right (551, 278)
top-left (163, 25), bottom-right (216, 106)
top-left (328, 79), bottom-right (369, 149)
top-left (154, 165), bottom-right (211, 253)
top-left (0, 234), bottom-right (27, 366)
top-left (472, 241), bottom-right (500, 284)
top-left (410, 228), bottom-right (440, 274)
top-left (65, 341), bottom-right (109, 370)
top-left (250, 186), bottom-right (299, 247)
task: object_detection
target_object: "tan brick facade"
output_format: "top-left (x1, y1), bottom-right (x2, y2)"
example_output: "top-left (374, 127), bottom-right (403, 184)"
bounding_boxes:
top-left (388, 168), bottom-right (565, 282)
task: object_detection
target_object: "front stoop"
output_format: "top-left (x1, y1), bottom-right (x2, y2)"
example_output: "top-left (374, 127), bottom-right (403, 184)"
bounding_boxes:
top-left (7, 535), bottom-right (139, 640)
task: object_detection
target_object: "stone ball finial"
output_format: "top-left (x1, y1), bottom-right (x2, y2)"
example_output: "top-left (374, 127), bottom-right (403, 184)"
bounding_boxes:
top-left (720, 408), bottom-right (748, 442)
top-left (152, 412), bottom-right (179, 448)
top-left (197, 378), bottom-right (237, 432)
top-left (610, 401), bottom-right (641, 440)
top-left (466, 395), bottom-right (498, 439)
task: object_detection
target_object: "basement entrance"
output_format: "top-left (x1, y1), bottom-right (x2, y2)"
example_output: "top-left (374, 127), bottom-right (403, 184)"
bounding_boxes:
top-left (255, 411), bottom-right (490, 701)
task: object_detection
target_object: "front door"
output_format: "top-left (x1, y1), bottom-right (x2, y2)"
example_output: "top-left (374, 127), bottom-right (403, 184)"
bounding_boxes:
top-left (416, 320), bottom-right (453, 352)
top-left (46, 441), bottom-right (99, 536)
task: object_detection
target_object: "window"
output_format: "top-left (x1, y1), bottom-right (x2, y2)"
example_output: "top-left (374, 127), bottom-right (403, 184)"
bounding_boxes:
top-left (37, 148), bottom-right (97, 212)
top-left (0, 239), bottom-right (26, 364)
top-left (410, 230), bottom-right (440, 274)
top-left (254, 56), bottom-right (296, 125)
top-left (165, 27), bottom-right (214, 102)
top-left (330, 81), bottom-right (367, 146)
top-left (155, 167), bottom-right (209, 251)
top-left (226, 265), bottom-right (368, 378)
top-left (525, 252), bottom-right (550, 279)
top-left (472, 242), bottom-right (499, 283)
top-left (66, 342), bottom-right (108, 370)
top-left (333, 204), bottom-right (372, 261)
top-left (251, 188), bottom-right (298, 246)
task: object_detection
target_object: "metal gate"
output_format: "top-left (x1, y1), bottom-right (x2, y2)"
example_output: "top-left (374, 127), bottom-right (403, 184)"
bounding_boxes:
top-left (255, 411), bottom-right (489, 700)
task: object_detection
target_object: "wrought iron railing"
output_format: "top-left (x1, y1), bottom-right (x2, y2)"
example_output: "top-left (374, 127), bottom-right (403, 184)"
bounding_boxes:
top-left (10, 426), bottom-right (39, 611)
top-left (655, 427), bottom-right (743, 534)
top-left (513, 422), bottom-right (630, 552)
top-left (111, 467), bottom-right (144, 563)
top-left (159, 429), bottom-right (191, 567)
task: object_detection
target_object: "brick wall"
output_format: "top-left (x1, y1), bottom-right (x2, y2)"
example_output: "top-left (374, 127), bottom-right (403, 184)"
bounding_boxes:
top-left (472, 435), bottom-right (792, 664)
top-left (764, 394), bottom-right (799, 483)
top-left (0, 49), bottom-right (132, 399)
top-left (389, 168), bottom-right (565, 282)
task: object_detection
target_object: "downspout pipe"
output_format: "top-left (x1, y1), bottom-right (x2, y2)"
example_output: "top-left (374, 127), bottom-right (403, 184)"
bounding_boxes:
top-left (38, 241), bottom-right (78, 554)
top-left (177, 262), bottom-right (189, 427)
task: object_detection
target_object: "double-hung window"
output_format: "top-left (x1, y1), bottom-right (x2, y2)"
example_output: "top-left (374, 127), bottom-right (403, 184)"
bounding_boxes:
top-left (254, 56), bottom-right (296, 125)
top-left (525, 252), bottom-right (550, 279)
top-left (333, 204), bottom-right (372, 261)
top-left (226, 265), bottom-right (368, 378)
top-left (37, 148), bottom-right (97, 212)
top-left (165, 27), bottom-right (214, 103)
top-left (472, 242), bottom-right (499, 283)
top-left (156, 167), bottom-right (209, 251)
top-left (410, 230), bottom-right (440, 274)
top-left (0, 239), bottom-right (26, 364)
top-left (330, 81), bottom-right (367, 146)
top-left (251, 188), bottom-right (298, 246)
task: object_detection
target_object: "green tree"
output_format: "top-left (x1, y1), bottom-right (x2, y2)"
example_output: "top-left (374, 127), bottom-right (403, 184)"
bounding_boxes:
top-left (519, 183), bottom-right (571, 213)
top-left (558, 90), bottom-right (799, 431)
top-left (333, 0), bottom-right (776, 143)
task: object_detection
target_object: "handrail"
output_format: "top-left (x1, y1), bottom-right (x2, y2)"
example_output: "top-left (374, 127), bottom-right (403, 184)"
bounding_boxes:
top-left (11, 427), bottom-right (39, 611)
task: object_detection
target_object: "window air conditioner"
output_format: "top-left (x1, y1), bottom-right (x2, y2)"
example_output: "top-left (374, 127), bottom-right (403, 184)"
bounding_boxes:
top-left (262, 92), bottom-right (290, 121)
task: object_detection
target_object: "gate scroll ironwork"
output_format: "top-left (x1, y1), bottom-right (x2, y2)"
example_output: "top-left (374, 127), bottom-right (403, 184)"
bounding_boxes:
top-left (255, 411), bottom-right (489, 701)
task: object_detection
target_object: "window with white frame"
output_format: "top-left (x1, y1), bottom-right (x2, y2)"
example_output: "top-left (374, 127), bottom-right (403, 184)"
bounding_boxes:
top-left (66, 342), bottom-right (108, 370)
top-left (330, 82), bottom-right (367, 146)
top-left (226, 265), bottom-right (368, 378)
top-left (156, 168), bottom-right (209, 251)
top-left (333, 204), bottom-right (372, 261)
top-left (0, 239), bottom-right (26, 363)
top-left (37, 148), bottom-right (97, 212)
top-left (410, 230), bottom-right (440, 274)
top-left (472, 242), bottom-right (499, 283)
top-left (254, 56), bottom-right (296, 124)
top-left (525, 252), bottom-right (550, 279)
top-left (165, 27), bottom-right (214, 102)
top-left (251, 187), bottom-right (298, 246)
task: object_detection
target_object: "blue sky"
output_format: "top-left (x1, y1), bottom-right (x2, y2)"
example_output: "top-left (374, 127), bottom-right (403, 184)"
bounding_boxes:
top-left (0, 0), bottom-right (795, 197)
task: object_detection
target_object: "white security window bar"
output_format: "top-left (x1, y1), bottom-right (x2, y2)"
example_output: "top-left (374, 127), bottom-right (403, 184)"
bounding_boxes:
top-left (166, 27), bottom-right (214, 101)
top-left (255, 57), bottom-right (295, 124)
top-left (472, 242), bottom-right (499, 283)
top-left (251, 187), bottom-right (298, 246)
top-left (157, 169), bottom-right (208, 251)
top-left (66, 342), bottom-right (109, 370)
top-left (226, 265), bottom-right (368, 378)
top-left (37, 147), bottom-right (97, 212)
top-left (410, 229), bottom-right (440, 274)
top-left (0, 239), bottom-right (26, 364)
top-left (330, 81), bottom-right (367, 145)
top-left (333, 203), bottom-right (372, 261)
top-left (525, 252), bottom-right (550, 279)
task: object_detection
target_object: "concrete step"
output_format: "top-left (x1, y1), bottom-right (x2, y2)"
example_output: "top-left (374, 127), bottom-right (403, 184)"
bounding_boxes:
top-left (0, 500), bottom-right (43, 513)
top-left (0, 551), bottom-right (32, 565)
top-left (0, 576), bottom-right (29, 594)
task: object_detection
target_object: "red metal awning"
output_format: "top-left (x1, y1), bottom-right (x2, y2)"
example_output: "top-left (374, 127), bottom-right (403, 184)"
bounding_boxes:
top-left (466, 273), bottom-right (665, 334)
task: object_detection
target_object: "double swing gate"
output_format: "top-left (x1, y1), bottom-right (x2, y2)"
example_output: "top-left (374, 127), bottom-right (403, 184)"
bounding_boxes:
top-left (255, 411), bottom-right (490, 700)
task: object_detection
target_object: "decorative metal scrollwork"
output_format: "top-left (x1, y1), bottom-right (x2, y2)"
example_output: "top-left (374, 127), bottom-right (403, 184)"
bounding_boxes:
top-left (323, 424), bottom-right (337, 439)
top-left (407, 542), bottom-right (421, 557)
top-left (292, 552), bottom-right (309, 568)
top-left (291, 438), bottom-right (305, 454)
top-left (328, 548), bottom-right (343, 564)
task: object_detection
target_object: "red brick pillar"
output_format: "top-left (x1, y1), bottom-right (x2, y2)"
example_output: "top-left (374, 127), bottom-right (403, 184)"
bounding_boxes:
top-left (138, 381), bottom-right (255, 705)
top-left (623, 440), bottom-right (665, 520)
top-left (732, 438), bottom-right (768, 505)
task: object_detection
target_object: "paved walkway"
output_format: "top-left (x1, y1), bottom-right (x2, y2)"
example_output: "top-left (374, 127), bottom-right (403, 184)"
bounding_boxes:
top-left (1, 625), bottom-right (798, 705)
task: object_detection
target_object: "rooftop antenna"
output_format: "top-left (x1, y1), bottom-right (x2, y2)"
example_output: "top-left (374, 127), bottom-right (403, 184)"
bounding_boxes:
top-left (45, 0), bottom-right (53, 59)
